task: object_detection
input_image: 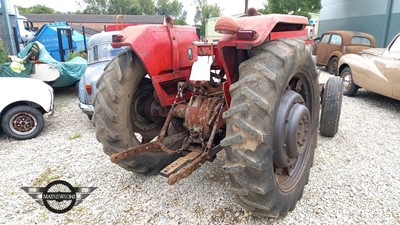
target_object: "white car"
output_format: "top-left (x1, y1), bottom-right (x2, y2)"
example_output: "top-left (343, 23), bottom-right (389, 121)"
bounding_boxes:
top-left (0, 77), bottom-right (54, 140)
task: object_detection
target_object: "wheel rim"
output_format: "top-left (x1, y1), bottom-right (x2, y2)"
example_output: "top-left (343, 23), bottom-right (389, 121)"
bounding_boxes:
top-left (131, 80), bottom-right (164, 142)
top-left (9, 112), bottom-right (37, 135)
top-left (342, 71), bottom-right (352, 92)
top-left (329, 60), bottom-right (338, 74)
top-left (273, 74), bottom-right (315, 192)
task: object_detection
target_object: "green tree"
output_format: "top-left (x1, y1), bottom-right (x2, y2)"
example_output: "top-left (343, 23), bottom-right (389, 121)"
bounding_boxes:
top-left (82, 0), bottom-right (156, 15)
top-left (156, 0), bottom-right (187, 25)
top-left (125, 0), bottom-right (156, 15)
top-left (82, 0), bottom-right (109, 14)
top-left (81, 0), bottom-right (186, 25)
top-left (17, 5), bottom-right (56, 14)
top-left (259, 0), bottom-right (321, 18)
top-left (108, 0), bottom-right (135, 14)
top-left (139, 0), bottom-right (156, 15)
top-left (194, 0), bottom-right (221, 36)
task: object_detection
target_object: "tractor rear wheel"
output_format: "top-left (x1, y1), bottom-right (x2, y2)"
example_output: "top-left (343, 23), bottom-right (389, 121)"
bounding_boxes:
top-left (222, 39), bottom-right (320, 218)
top-left (93, 48), bottom-right (182, 175)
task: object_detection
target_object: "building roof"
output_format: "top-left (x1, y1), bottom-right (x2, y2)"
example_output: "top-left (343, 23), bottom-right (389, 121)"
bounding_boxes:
top-left (25, 14), bottom-right (165, 24)
top-left (69, 24), bottom-right (101, 35)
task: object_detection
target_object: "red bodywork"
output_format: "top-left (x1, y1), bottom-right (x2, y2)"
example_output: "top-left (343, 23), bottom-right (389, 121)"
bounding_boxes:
top-left (106, 23), bottom-right (139, 31)
top-left (112, 14), bottom-right (310, 107)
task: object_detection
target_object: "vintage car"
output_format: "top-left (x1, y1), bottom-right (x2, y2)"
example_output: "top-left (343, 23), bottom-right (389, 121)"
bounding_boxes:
top-left (315, 30), bottom-right (376, 74)
top-left (0, 77), bottom-right (54, 139)
top-left (77, 31), bottom-right (124, 119)
top-left (338, 33), bottom-right (400, 100)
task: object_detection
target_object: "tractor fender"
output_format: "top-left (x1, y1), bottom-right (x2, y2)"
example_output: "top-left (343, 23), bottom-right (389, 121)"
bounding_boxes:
top-left (217, 14), bottom-right (309, 50)
top-left (111, 24), bottom-right (199, 78)
top-left (215, 14), bottom-right (310, 106)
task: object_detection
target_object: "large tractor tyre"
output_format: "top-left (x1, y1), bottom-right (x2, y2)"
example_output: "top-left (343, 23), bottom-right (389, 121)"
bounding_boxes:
top-left (93, 48), bottom-right (182, 175)
top-left (327, 57), bottom-right (338, 75)
top-left (320, 77), bottom-right (343, 137)
top-left (221, 39), bottom-right (320, 218)
top-left (1, 105), bottom-right (44, 140)
top-left (340, 67), bottom-right (359, 96)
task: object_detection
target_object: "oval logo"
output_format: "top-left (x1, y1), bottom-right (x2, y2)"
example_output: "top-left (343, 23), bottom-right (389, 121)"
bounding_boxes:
top-left (187, 48), bottom-right (193, 60)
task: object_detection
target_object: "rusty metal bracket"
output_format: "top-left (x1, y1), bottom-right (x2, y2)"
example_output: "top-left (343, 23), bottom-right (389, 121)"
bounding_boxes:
top-left (166, 99), bottom-right (225, 185)
top-left (110, 131), bottom-right (188, 163)
top-left (160, 151), bottom-right (200, 177)
top-left (167, 145), bottom-right (223, 185)
top-left (165, 16), bottom-right (179, 76)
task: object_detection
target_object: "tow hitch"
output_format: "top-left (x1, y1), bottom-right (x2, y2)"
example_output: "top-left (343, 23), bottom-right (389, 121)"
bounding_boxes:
top-left (110, 81), bottom-right (225, 185)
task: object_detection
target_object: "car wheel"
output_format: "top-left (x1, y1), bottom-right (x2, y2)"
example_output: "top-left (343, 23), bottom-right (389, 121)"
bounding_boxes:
top-left (327, 57), bottom-right (338, 75)
top-left (340, 67), bottom-right (359, 96)
top-left (1, 105), bottom-right (45, 140)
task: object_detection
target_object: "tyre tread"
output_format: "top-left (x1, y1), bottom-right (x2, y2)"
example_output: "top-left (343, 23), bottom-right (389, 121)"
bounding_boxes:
top-left (93, 48), bottom-right (180, 175)
top-left (222, 39), bottom-right (319, 217)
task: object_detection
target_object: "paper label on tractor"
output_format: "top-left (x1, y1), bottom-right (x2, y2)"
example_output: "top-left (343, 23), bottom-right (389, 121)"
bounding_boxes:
top-left (189, 56), bottom-right (212, 81)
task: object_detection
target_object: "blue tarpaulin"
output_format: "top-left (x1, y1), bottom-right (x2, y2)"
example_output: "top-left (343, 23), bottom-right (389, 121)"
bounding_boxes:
top-left (0, 41), bottom-right (87, 88)
top-left (31, 22), bottom-right (88, 62)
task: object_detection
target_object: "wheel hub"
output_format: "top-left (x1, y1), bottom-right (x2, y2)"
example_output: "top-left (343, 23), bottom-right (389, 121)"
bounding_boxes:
top-left (132, 91), bottom-right (157, 129)
top-left (342, 72), bottom-right (352, 91)
top-left (131, 80), bottom-right (166, 142)
top-left (10, 112), bottom-right (36, 135)
top-left (273, 90), bottom-right (311, 168)
top-left (330, 61), bottom-right (338, 74)
top-left (285, 104), bottom-right (310, 158)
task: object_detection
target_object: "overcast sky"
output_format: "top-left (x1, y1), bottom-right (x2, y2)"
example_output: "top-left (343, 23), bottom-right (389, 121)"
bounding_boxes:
top-left (11, 0), bottom-right (266, 24)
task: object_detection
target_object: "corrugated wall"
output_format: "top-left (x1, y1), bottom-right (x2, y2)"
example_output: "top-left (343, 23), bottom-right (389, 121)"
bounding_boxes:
top-left (319, 0), bottom-right (400, 47)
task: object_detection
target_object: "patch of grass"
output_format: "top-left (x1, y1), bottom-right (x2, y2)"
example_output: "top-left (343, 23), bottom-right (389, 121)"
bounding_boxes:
top-left (32, 167), bottom-right (62, 186)
top-left (54, 102), bottom-right (68, 111)
top-left (0, 41), bottom-right (9, 64)
top-left (68, 50), bottom-right (87, 60)
top-left (68, 133), bottom-right (82, 140)
top-left (71, 180), bottom-right (82, 187)
top-left (38, 211), bottom-right (49, 222)
top-left (73, 206), bottom-right (86, 213)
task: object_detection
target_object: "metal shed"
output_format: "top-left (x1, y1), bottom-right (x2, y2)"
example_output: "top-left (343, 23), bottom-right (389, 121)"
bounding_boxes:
top-left (318, 0), bottom-right (400, 47)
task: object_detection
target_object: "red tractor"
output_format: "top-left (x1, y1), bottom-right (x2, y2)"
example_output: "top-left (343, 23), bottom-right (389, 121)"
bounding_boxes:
top-left (93, 9), bottom-right (342, 218)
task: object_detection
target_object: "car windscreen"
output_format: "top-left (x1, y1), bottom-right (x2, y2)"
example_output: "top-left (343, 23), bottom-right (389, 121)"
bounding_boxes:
top-left (321, 34), bottom-right (330, 43)
top-left (351, 36), bottom-right (371, 46)
top-left (88, 43), bottom-right (124, 64)
top-left (330, 34), bottom-right (342, 45)
top-left (389, 36), bottom-right (400, 53)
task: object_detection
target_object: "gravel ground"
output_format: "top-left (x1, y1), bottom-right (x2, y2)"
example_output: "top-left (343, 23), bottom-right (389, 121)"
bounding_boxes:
top-left (0, 71), bottom-right (399, 225)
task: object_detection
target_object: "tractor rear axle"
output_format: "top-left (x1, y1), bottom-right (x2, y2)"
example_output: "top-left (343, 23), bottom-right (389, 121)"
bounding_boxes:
top-left (110, 80), bottom-right (226, 184)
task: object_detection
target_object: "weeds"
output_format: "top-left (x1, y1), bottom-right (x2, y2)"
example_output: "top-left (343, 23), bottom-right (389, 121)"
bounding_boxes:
top-left (32, 167), bottom-right (62, 186)
top-left (68, 133), bottom-right (82, 140)
top-left (68, 50), bottom-right (87, 60)
top-left (0, 41), bottom-right (9, 64)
